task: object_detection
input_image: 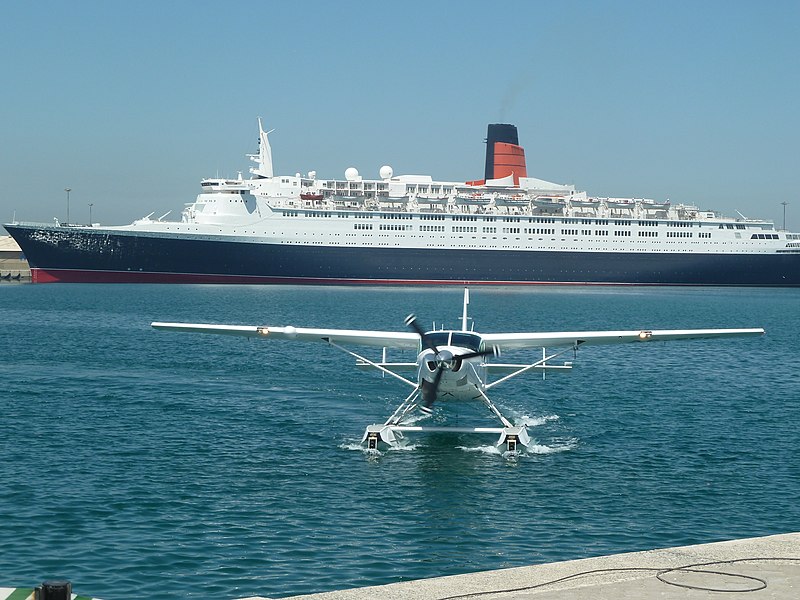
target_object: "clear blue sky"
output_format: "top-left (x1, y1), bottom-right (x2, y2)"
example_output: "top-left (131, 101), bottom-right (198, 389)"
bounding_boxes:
top-left (1, 0), bottom-right (798, 228)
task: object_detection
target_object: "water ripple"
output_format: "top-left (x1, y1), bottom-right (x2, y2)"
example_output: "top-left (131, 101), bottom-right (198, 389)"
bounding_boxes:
top-left (0, 284), bottom-right (798, 599)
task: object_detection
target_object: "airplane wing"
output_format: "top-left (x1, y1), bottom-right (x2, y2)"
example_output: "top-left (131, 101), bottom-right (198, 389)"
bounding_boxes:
top-left (151, 322), bottom-right (421, 349)
top-left (480, 328), bottom-right (765, 351)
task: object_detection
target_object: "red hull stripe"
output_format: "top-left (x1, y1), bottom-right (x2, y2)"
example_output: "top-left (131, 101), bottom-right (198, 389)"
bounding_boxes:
top-left (32, 268), bottom-right (680, 286)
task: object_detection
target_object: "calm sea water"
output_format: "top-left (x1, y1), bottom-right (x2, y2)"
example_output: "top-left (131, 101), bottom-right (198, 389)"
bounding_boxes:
top-left (1, 283), bottom-right (798, 599)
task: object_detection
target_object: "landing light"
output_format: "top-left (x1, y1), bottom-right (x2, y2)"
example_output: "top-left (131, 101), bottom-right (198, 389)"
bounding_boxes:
top-left (638, 330), bottom-right (653, 340)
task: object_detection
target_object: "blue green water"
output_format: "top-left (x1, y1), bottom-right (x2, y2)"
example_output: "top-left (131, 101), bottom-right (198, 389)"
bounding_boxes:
top-left (1, 284), bottom-right (798, 599)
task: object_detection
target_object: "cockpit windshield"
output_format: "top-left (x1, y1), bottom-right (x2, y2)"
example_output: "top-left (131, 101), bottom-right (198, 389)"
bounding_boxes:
top-left (421, 331), bottom-right (482, 352)
top-left (422, 332), bottom-right (450, 349)
top-left (451, 332), bottom-right (482, 351)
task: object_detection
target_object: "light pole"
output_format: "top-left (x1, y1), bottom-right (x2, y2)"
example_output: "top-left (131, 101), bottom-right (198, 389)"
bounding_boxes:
top-left (89, 203), bottom-right (94, 226)
top-left (64, 188), bottom-right (71, 224)
top-left (781, 201), bottom-right (788, 231)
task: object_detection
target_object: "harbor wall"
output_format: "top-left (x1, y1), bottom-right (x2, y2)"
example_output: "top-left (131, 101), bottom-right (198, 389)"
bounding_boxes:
top-left (0, 235), bottom-right (31, 281)
top-left (0, 258), bottom-right (30, 281)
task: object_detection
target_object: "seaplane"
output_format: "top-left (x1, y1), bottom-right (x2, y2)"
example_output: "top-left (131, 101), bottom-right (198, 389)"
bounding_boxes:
top-left (151, 290), bottom-right (764, 452)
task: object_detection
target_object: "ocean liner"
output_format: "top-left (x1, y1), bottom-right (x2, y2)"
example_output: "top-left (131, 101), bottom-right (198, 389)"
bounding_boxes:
top-left (5, 121), bottom-right (799, 285)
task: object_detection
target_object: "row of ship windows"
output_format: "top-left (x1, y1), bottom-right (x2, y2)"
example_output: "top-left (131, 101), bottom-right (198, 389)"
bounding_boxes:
top-left (283, 211), bottom-right (628, 225)
top-left (501, 228), bottom-right (558, 234)
top-left (291, 232), bottom-right (779, 246)
top-left (357, 225), bottom-right (565, 234)
top-left (454, 214), bottom-right (577, 224)
top-left (318, 237), bottom-right (773, 253)
top-left (349, 225), bottom-right (792, 241)
top-left (282, 211), bottom-right (772, 231)
top-left (720, 224), bottom-right (748, 230)
top-left (349, 225), bottom-right (737, 239)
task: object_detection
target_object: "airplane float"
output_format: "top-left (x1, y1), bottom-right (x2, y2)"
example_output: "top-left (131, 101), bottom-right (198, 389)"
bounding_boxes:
top-left (152, 290), bottom-right (764, 453)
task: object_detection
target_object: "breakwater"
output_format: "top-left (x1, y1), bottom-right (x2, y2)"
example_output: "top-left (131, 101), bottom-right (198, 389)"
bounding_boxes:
top-left (0, 259), bottom-right (30, 282)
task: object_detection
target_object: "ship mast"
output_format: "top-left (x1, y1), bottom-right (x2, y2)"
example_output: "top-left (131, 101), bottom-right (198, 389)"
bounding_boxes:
top-left (249, 117), bottom-right (274, 178)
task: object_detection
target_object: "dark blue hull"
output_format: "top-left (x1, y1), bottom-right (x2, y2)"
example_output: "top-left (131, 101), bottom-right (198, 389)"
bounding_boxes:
top-left (5, 224), bottom-right (800, 286)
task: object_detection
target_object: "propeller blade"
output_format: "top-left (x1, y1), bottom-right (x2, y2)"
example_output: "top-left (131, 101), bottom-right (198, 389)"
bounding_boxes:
top-left (406, 313), bottom-right (442, 414)
top-left (420, 365), bottom-right (445, 414)
top-left (405, 314), bottom-right (438, 352)
top-left (404, 313), bottom-right (425, 337)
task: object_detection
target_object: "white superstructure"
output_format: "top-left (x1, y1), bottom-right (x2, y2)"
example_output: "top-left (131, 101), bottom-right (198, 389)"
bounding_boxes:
top-left (133, 119), bottom-right (796, 256)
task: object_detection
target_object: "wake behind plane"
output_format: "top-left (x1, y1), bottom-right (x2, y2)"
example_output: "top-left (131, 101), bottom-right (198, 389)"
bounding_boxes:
top-left (152, 290), bottom-right (764, 452)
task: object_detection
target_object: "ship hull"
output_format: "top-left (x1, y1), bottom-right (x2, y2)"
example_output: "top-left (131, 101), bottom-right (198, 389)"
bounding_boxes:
top-left (7, 224), bottom-right (800, 286)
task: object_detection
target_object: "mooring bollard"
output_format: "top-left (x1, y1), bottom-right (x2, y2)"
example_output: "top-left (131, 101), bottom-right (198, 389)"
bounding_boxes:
top-left (36, 580), bottom-right (72, 600)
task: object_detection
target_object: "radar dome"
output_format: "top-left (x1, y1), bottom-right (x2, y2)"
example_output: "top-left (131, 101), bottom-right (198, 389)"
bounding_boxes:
top-left (345, 167), bottom-right (359, 181)
top-left (379, 165), bottom-right (393, 179)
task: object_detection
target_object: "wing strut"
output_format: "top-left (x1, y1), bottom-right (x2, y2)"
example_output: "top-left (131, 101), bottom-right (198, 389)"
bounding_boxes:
top-left (465, 362), bottom-right (513, 427)
top-left (323, 338), bottom-right (417, 388)
top-left (486, 343), bottom-right (583, 390)
top-left (384, 388), bottom-right (423, 426)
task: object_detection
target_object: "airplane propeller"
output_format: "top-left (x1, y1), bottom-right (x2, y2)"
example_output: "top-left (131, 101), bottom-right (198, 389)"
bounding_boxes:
top-left (405, 314), bottom-right (499, 413)
top-left (404, 314), bottom-right (438, 352)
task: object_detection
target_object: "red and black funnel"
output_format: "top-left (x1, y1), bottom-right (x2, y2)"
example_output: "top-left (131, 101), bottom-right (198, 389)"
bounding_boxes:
top-left (484, 123), bottom-right (528, 185)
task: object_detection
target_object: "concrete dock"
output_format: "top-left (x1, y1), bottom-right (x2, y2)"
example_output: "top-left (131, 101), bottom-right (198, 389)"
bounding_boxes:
top-left (0, 235), bottom-right (30, 282)
top-left (2, 533), bottom-right (797, 598)
top-left (244, 532), bottom-right (799, 600)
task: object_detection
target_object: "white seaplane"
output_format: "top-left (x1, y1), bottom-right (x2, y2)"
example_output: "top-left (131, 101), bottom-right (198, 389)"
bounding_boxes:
top-left (151, 290), bottom-right (764, 452)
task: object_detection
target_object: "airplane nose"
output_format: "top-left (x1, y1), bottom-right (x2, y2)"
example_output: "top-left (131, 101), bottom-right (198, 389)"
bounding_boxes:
top-left (424, 349), bottom-right (453, 372)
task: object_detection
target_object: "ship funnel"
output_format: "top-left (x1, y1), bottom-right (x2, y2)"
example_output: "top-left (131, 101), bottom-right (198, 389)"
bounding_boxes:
top-left (484, 123), bottom-right (527, 185)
